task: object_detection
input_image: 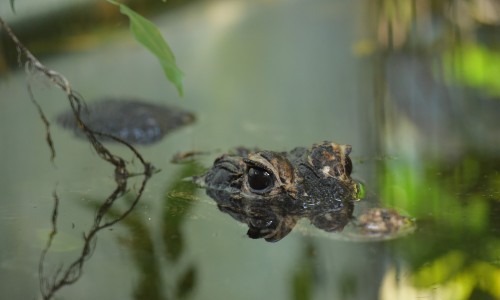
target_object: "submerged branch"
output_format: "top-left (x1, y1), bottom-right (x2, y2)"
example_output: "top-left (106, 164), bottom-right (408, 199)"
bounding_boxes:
top-left (38, 191), bottom-right (59, 296)
top-left (27, 83), bottom-right (56, 162)
top-left (0, 16), bottom-right (156, 300)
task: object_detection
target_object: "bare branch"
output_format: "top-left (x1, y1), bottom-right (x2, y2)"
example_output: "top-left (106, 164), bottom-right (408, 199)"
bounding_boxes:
top-left (0, 16), bottom-right (157, 300)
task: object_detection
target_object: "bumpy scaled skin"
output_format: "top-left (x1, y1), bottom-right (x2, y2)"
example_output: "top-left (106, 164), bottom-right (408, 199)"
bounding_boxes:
top-left (57, 98), bottom-right (195, 145)
top-left (194, 141), bottom-right (360, 242)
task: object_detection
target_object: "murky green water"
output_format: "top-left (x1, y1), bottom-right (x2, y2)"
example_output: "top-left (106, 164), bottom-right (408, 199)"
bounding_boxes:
top-left (1, 0), bottom-right (499, 299)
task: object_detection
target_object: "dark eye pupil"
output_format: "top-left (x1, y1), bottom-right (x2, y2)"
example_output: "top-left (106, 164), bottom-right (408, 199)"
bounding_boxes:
top-left (248, 167), bottom-right (273, 191)
top-left (345, 157), bottom-right (352, 176)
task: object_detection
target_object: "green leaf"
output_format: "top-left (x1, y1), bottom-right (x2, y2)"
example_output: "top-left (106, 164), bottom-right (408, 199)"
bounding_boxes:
top-left (107, 0), bottom-right (184, 97)
top-left (10, 0), bottom-right (16, 13)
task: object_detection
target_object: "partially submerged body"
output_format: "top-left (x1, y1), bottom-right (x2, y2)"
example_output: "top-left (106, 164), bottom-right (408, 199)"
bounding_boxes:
top-left (57, 98), bottom-right (195, 145)
top-left (193, 141), bottom-right (414, 242)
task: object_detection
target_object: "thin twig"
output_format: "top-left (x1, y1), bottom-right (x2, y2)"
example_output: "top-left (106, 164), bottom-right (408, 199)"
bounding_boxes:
top-left (1, 16), bottom-right (156, 300)
top-left (26, 83), bottom-right (56, 162)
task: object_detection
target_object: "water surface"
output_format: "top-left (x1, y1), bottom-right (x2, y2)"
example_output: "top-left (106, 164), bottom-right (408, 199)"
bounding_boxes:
top-left (0, 0), bottom-right (499, 299)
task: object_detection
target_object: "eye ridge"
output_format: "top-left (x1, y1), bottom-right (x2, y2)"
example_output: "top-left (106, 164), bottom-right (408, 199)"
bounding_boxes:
top-left (247, 166), bottom-right (274, 192)
top-left (243, 158), bottom-right (272, 172)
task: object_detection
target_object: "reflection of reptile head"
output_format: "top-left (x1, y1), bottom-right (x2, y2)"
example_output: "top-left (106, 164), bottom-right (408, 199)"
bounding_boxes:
top-left (194, 142), bottom-right (360, 242)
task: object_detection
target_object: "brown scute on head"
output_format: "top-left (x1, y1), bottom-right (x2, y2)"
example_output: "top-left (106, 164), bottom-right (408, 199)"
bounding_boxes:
top-left (308, 141), bottom-right (353, 178)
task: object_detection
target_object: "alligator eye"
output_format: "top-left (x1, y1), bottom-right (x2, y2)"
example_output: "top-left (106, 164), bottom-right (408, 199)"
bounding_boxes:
top-left (247, 167), bottom-right (273, 192)
top-left (345, 157), bottom-right (353, 176)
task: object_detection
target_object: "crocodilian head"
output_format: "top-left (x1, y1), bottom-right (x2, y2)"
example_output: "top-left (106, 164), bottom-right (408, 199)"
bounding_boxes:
top-left (194, 142), bottom-right (358, 242)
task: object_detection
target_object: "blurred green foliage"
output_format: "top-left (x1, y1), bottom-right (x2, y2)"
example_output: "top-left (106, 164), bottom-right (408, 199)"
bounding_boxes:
top-left (290, 242), bottom-right (316, 300)
top-left (443, 44), bottom-right (500, 97)
top-left (380, 155), bottom-right (500, 299)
